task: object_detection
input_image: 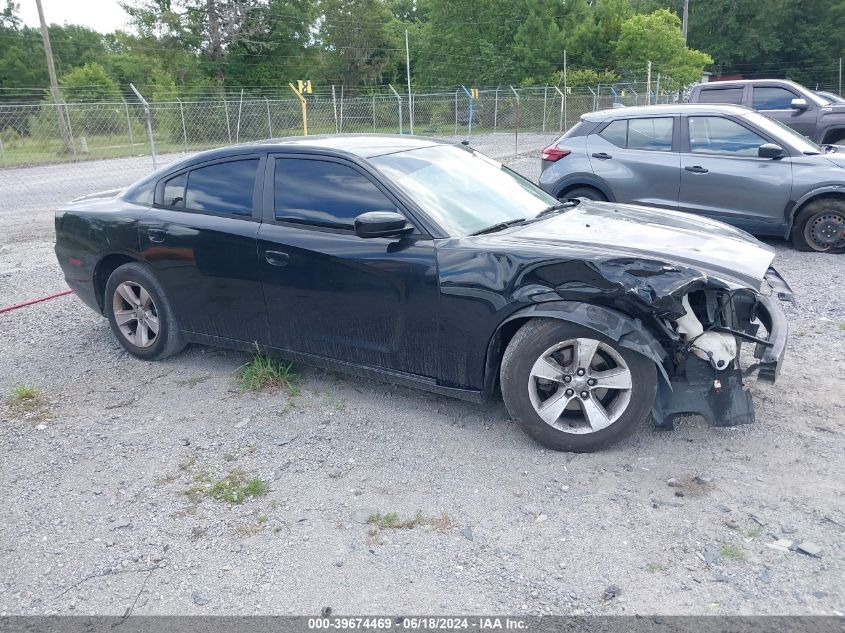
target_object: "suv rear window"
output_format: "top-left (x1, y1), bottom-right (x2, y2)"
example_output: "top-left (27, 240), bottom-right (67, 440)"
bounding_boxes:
top-left (598, 117), bottom-right (674, 151)
top-left (697, 87), bottom-right (744, 105)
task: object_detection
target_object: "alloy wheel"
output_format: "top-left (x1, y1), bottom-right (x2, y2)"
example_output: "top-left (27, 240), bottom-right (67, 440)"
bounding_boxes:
top-left (112, 281), bottom-right (160, 348)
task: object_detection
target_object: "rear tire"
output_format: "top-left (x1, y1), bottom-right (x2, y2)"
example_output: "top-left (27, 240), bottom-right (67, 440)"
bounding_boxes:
top-left (790, 198), bottom-right (845, 253)
top-left (104, 262), bottom-right (185, 360)
top-left (500, 318), bottom-right (657, 452)
top-left (561, 186), bottom-right (607, 202)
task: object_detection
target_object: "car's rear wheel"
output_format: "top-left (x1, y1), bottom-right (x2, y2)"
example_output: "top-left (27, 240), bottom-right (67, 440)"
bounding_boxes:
top-left (500, 318), bottom-right (657, 452)
top-left (104, 262), bottom-right (185, 360)
top-left (561, 186), bottom-right (607, 202)
top-left (790, 198), bottom-right (845, 253)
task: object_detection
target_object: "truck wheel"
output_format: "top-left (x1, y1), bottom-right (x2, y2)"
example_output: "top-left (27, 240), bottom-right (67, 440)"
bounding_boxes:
top-left (500, 318), bottom-right (657, 452)
top-left (791, 198), bottom-right (845, 253)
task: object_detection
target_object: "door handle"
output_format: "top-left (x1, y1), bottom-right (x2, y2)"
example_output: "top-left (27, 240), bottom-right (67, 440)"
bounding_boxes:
top-left (147, 229), bottom-right (166, 243)
top-left (265, 250), bottom-right (290, 267)
top-left (684, 165), bottom-right (709, 174)
top-left (591, 152), bottom-right (612, 160)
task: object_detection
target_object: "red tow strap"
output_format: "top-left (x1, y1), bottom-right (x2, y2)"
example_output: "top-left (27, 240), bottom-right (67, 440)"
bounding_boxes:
top-left (0, 289), bottom-right (73, 314)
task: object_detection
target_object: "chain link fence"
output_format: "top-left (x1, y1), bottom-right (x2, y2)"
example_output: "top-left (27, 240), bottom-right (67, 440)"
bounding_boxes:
top-left (0, 82), bottom-right (679, 169)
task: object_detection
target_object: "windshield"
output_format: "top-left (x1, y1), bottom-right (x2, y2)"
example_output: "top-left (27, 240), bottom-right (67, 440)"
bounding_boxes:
top-left (370, 145), bottom-right (558, 236)
top-left (741, 111), bottom-right (823, 154)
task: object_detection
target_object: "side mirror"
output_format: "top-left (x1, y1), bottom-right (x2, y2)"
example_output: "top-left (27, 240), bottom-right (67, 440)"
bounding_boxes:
top-left (790, 98), bottom-right (809, 110)
top-left (758, 143), bottom-right (787, 159)
top-left (354, 211), bottom-right (413, 239)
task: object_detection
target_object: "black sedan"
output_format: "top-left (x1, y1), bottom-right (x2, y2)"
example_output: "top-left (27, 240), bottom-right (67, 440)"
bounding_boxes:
top-left (55, 135), bottom-right (791, 451)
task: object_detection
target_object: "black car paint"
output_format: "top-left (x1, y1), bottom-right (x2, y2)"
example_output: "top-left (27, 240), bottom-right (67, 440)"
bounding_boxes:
top-left (55, 136), bottom-right (789, 429)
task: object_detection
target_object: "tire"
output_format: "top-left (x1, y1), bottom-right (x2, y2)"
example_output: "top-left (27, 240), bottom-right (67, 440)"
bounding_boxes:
top-left (104, 262), bottom-right (185, 360)
top-left (500, 318), bottom-right (657, 452)
top-left (790, 197), bottom-right (845, 253)
top-left (561, 187), bottom-right (607, 202)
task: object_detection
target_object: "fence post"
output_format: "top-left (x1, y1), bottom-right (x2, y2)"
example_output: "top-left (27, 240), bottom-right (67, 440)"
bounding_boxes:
top-left (288, 82), bottom-right (308, 135)
top-left (372, 95), bottom-right (376, 132)
top-left (509, 86), bottom-right (520, 157)
top-left (542, 85), bottom-right (548, 133)
top-left (122, 97), bottom-right (135, 148)
top-left (454, 89), bottom-right (459, 135)
top-left (588, 86), bottom-right (597, 111)
top-left (339, 85), bottom-right (344, 133)
top-left (223, 98), bottom-right (232, 143)
top-left (388, 84), bottom-right (403, 134)
top-left (331, 85), bottom-right (339, 134)
top-left (177, 98), bottom-right (188, 151)
top-left (129, 83), bottom-right (156, 170)
top-left (494, 87), bottom-right (499, 133)
top-left (0, 136), bottom-right (4, 164)
top-left (553, 86), bottom-right (565, 132)
top-left (460, 85), bottom-right (473, 141)
top-left (265, 97), bottom-right (273, 137)
top-left (62, 103), bottom-right (78, 159)
top-left (235, 89), bottom-right (244, 143)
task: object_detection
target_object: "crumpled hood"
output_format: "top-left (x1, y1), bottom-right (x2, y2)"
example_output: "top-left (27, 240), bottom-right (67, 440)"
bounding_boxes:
top-left (480, 201), bottom-right (775, 288)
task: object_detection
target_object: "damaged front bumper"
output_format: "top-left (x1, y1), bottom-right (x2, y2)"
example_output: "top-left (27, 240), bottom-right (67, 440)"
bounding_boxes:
top-left (653, 278), bottom-right (790, 430)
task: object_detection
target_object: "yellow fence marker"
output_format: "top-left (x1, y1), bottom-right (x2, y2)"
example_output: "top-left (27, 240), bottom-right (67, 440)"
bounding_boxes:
top-left (289, 82), bottom-right (308, 135)
top-left (297, 80), bottom-right (312, 94)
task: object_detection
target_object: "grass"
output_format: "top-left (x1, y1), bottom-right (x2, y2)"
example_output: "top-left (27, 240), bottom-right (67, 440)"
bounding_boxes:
top-left (745, 526), bottom-right (765, 539)
top-left (719, 543), bottom-right (746, 561)
top-left (367, 511), bottom-right (454, 530)
top-left (6, 385), bottom-right (47, 415)
top-left (237, 345), bottom-right (299, 395)
top-left (839, 323), bottom-right (845, 331)
top-left (209, 469), bottom-right (269, 504)
top-left (645, 562), bottom-right (666, 573)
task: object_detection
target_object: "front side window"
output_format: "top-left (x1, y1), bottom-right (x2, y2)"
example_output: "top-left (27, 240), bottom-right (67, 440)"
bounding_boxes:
top-left (698, 87), bottom-right (744, 104)
top-left (274, 159), bottom-right (398, 229)
top-left (162, 173), bottom-right (186, 208)
top-left (185, 159), bottom-right (258, 216)
top-left (688, 116), bottom-right (767, 156)
top-left (598, 117), bottom-right (674, 151)
top-left (752, 87), bottom-right (798, 110)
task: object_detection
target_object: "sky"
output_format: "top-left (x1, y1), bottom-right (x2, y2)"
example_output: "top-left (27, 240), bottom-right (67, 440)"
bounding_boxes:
top-left (18, 0), bottom-right (131, 33)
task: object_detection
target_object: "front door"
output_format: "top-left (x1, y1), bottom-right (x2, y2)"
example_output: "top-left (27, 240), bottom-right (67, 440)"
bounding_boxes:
top-left (139, 155), bottom-right (269, 343)
top-left (586, 115), bottom-right (681, 209)
top-left (258, 155), bottom-right (440, 377)
top-left (751, 85), bottom-right (818, 139)
top-left (678, 115), bottom-right (792, 231)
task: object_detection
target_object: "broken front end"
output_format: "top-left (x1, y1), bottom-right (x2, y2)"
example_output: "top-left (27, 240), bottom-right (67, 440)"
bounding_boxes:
top-left (653, 267), bottom-right (792, 429)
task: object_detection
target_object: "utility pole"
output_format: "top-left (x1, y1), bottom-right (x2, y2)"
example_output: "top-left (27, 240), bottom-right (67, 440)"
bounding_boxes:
top-left (646, 61), bottom-right (652, 105)
top-left (682, 0), bottom-right (689, 45)
top-left (405, 29), bottom-right (413, 134)
top-left (563, 49), bottom-right (567, 129)
top-left (839, 57), bottom-right (842, 96)
top-left (35, 0), bottom-right (70, 150)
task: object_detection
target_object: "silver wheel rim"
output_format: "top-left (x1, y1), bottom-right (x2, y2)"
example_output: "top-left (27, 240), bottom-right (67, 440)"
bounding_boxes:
top-left (804, 210), bottom-right (845, 251)
top-left (527, 337), bottom-right (632, 434)
top-left (112, 281), bottom-right (159, 348)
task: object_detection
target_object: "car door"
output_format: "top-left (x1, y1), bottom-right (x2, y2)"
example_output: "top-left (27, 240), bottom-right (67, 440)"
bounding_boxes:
top-left (258, 154), bottom-right (440, 377)
top-left (139, 155), bottom-right (270, 344)
top-left (677, 115), bottom-right (792, 230)
top-left (751, 85), bottom-right (818, 138)
top-left (585, 115), bottom-right (681, 209)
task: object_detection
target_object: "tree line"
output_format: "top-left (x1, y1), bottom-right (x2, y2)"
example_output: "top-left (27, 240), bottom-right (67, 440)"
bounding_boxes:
top-left (0, 0), bottom-right (843, 104)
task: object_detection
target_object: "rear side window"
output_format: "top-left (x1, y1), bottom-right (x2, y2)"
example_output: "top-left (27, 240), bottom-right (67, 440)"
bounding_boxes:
top-left (688, 116), bottom-right (766, 156)
top-left (697, 87), bottom-right (744, 104)
top-left (752, 87), bottom-right (797, 110)
top-left (162, 173), bottom-right (186, 208)
top-left (185, 159), bottom-right (258, 216)
top-left (274, 159), bottom-right (397, 229)
top-left (598, 117), bottom-right (673, 151)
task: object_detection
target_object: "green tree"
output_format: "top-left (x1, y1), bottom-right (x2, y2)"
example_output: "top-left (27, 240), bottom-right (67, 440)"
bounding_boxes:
top-left (60, 62), bottom-right (121, 101)
top-left (615, 8), bottom-right (711, 88)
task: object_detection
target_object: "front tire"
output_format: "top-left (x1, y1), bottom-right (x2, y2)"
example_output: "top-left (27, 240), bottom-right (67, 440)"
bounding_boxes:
top-left (104, 262), bottom-right (185, 360)
top-left (500, 319), bottom-right (657, 452)
top-left (790, 198), bottom-right (845, 253)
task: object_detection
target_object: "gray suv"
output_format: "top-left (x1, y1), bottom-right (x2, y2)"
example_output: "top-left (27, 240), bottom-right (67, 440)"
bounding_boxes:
top-left (688, 79), bottom-right (845, 145)
top-left (537, 104), bottom-right (845, 252)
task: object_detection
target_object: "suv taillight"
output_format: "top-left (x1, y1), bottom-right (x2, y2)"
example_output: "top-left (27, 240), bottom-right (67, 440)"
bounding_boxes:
top-left (541, 145), bottom-right (571, 161)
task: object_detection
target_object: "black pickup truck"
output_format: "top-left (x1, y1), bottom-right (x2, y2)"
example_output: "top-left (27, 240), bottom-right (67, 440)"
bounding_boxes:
top-left (688, 79), bottom-right (845, 145)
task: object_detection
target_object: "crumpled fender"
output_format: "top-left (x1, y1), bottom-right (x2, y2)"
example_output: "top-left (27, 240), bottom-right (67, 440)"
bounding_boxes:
top-left (483, 300), bottom-right (670, 396)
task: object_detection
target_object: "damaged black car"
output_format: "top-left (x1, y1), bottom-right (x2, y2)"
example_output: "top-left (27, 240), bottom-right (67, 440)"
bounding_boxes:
top-left (54, 135), bottom-right (792, 451)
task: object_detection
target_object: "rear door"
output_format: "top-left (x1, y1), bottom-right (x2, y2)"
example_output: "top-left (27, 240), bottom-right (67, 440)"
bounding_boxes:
top-left (751, 85), bottom-right (818, 138)
top-left (257, 154), bottom-right (440, 376)
top-left (677, 115), bottom-right (792, 230)
top-left (586, 115), bottom-right (681, 209)
top-left (139, 155), bottom-right (270, 344)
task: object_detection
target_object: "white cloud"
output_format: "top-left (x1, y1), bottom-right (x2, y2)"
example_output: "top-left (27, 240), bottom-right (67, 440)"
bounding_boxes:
top-left (18, 0), bottom-right (131, 34)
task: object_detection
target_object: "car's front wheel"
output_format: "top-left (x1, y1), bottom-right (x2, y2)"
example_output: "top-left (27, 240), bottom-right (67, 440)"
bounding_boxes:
top-left (501, 319), bottom-right (657, 452)
top-left (104, 262), bottom-right (185, 360)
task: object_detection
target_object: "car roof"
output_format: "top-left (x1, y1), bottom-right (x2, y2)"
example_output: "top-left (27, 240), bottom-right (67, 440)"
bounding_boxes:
top-left (246, 134), bottom-right (449, 158)
top-left (692, 78), bottom-right (806, 89)
top-left (582, 103), bottom-right (754, 121)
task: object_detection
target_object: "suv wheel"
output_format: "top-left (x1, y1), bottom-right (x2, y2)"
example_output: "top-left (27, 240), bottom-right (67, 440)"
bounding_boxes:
top-left (561, 187), bottom-right (607, 202)
top-left (791, 198), bottom-right (845, 253)
top-left (500, 319), bottom-right (657, 452)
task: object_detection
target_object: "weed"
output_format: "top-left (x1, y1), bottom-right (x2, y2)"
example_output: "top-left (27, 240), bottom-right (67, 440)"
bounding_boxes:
top-left (745, 526), bottom-right (764, 539)
top-left (645, 562), bottom-right (666, 573)
top-left (237, 345), bottom-right (299, 395)
top-left (257, 515), bottom-right (269, 525)
top-left (209, 469), bottom-right (269, 504)
top-left (719, 543), bottom-right (746, 561)
top-left (6, 385), bottom-right (47, 414)
top-left (367, 511), bottom-right (454, 530)
top-left (840, 323), bottom-right (845, 331)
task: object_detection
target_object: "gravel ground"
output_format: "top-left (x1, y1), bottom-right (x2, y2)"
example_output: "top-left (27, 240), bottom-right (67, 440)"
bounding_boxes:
top-left (0, 133), bottom-right (843, 616)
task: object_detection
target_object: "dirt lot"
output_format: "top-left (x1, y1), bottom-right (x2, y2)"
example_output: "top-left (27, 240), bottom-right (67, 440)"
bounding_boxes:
top-left (0, 134), bottom-right (843, 616)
